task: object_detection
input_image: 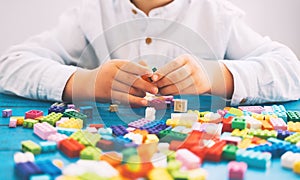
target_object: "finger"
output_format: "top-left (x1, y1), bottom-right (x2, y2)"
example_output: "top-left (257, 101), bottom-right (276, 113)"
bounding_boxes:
top-left (111, 90), bottom-right (148, 106)
top-left (112, 80), bottom-right (146, 97)
top-left (159, 77), bottom-right (195, 95)
top-left (152, 55), bottom-right (188, 82)
top-left (115, 61), bottom-right (152, 76)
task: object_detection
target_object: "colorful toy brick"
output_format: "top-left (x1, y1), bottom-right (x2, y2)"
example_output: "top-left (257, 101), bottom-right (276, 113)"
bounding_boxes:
top-left (36, 159), bottom-right (62, 176)
top-left (236, 149), bottom-right (272, 169)
top-left (33, 122), bottom-right (57, 140)
top-left (238, 106), bottom-right (264, 114)
top-left (281, 151), bottom-right (300, 169)
top-left (222, 144), bottom-right (238, 160)
top-left (9, 118), bottom-right (17, 128)
top-left (173, 99), bottom-right (188, 113)
top-left (248, 129), bottom-right (277, 139)
top-left (70, 130), bottom-right (101, 146)
top-left (277, 130), bottom-right (294, 140)
top-left (111, 125), bottom-right (128, 136)
top-left (287, 121), bottom-right (300, 132)
top-left (270, 117), bottom-right (287, 130)
top-left (232, 117), bottom-right (246, 130)
top-left (59, 138), bottom-right (85, 158)
top-left (202, 112), bottom-right (222, 123)
top-left (176, 149), bottom-right (201, 169)
top-left (63, 111), bottom-right (87, 121)
top-left (47, 133), bottom-right (68, 142)
top-left (2, 109), bottom-right (12, 117)
top-left (293, 161), bottom-right (300, 174)
top-left (23, 119), bottom-right (39, 128)
top-left (48, 102), bottom-right (65, 114)
top-left (58, 118), bottom-right (83, 129)
top-left (148, 168), bottom-right (173, 180)
top-left (231, 129), bottom-right (250, 138)
top-left (205, 140), bottom-right (226, 162)
top-left (228, 108), bottom-right (243, 117)
top-left (14, 152), bottom-right (35, 163)
top-left (88, 124), bottom-right (104, 129)
top-left (39, 141), bottom-right (57, 152)
top-left (285, 133), bottom-right (300, 144)
top-left (245, 116), bottom-right (262, 129)
top-left (41, 112), bottom-right (63, 126)
top-left (25, 110), bottom-right (43, 119)
top-left (158, 130), bottom-right (187, 143)
top-left (171, 113), bottom-right (198, 125)
top-left (67, 104), bottom-right (76, 109)
top-left (80, 146), bottom-right (102, 160)
top-left (79, 106), bottom-right (93, 119)
top-left (21, 140), bottom-right (41, 155)
top-left (228, 161), bottom-right (247, 180)
top-left (10, 116), bottom-right (25, 126)
top-left (145, 107), bottom-right (156, 121)
top-left (57, 127), bottom-right (78, 136)
top-left (128, 118), bottom-right (152, 129)
top-left (15, 162), bottom-right (43, 179)
top-left (96, 139), bottom-right (114, 151)
top-left (109, 104), bottom-right (118, 112)
top-left (222, 117), bottom-right (234, 132)
top-left (287, 111), bottom-right (300, 122)
top-left (259, 120), bottom-right (274, 130)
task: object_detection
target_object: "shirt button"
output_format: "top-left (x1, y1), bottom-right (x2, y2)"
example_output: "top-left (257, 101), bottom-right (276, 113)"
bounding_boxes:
top-left (132, 9), bottom-right (137, 14)
top-left (239, 98), bottom-right (247, 104)
top-left (145, 37), bottom-right (152, 45)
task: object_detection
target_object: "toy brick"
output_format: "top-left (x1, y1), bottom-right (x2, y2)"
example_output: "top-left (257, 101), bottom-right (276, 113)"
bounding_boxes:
top-left (79, 106), bottom-right (93, 119)
top-left (59, 138), bottom-right (85, 158)
top-left (281, 151), bottom-right (300, 169)
top-left (202, 112), bottom-right (222, 123)
top-left (100, 152), bottom-right (122, 167)
top-left (48, 102), bottom-right (65, 114)
top-left (14, 152), bottom-right (34, 164)
top-left (247, 143), bottom-right (285, 158)
top-left (33, 122), bottom-right (57, 140)
top-left (167, 160), bottom-right (182, 172)
top-left (2, 109), bottom-right (12, 117)
top-left (285, 132), bottom-right (300, 144)
top-left (222, 145), bottom-right (238, 160)
top-left (30, 174), bottom-right (52, 180)
top-left (245, 116), bottom-right (262, 129)
top-left (63, 111), bottom-right (87, 121)
top-left (36, 159), bottom-right (62, 176)
top-left (231, 129), bottom-right (250, 138)
top-left (25, 110), bottom-right (43, 119)
top-left (258, 120), bottom-right (274, 130)
top-left (248, 129), bottom-right (277, 139)
top-left (228, 108), bottom-right (243, 117)
top-left (47, 133), bottom-right (68, 143)
top-left (205, 140), bottom-right (226, 162)
top-left (70, 130), bottom-right (101, 147)
top-left (56, 127), bottom-right (78, 136)
top-left (128, 118), bottom-right (152, 129)
top-left (270, 117), bottom-right (287, 130)
top-left (287, 111), bottom-right (300, 122)
top-left (21, 140), bottom-right (41, 155)
top-left (9, 118), bottom-right (17, 128)
top-left (232, 117), bottom-right (246, 130)
top-left (287, 121), bottom-right (300, 132)
top-left (173, 99), bottom-right (188, 113)
top-left (277, 130), bottom-right (294, 140)
top-left (158, 130), bottom-right (187, 143)
top-left (15, 162), bottom-right (43, 180)
top-left (80, 146), bottom-right (102, 160)
top-left (88, 124), bottom-right (104, 129)
top-left (111, 125), bottom-right (128, 136)
top-left (272, 105), bottom-right (287, 112)
top-left (23, 119), bottom-right (39, 128)
top-left (39, 141), bottom-right (57, 153)
top-left (222, 117), bottom-right (234, 133)
top-left (96, 139), bottom-right (114, 151)
top-left (41, 112), bottom-right (63, 126)
top-left (176, 148), bottom-right (201, 169)
top-left (238, 106), bottom-right (264, 114)
top-left (109, 104), bottom-right (118, 112)
top-left (10, 116), bottom-right (25, 126)
top-left (236, 149), bottom-right (271, 169)
top-left (228, 161), bottom-right (247, 180)
top-left (58, 117), bottom-right (83, 129)
top-left (148, 168), bottom-right (173, 180)
top-left (238, 138), bottom-right (252, 149)
top-left (145, 107), bottom-right (156, 121)
top-left (293, 161), bottom-right (300, 174)
top-left (67, 104), bottom-right (76, 109)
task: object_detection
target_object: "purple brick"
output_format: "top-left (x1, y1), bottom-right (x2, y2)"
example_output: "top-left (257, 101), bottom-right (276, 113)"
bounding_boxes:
top-left (2, 109), bottom-right (12, 117)
top-left (277, 130), bottom-right (294, 140)
top-left (15, 162), bottom-right (43, 179)
top-left (67, 104), bottom-right (76, 109)
top-left (111, 125), bottom-right (128, 136)
top-left (128, 118), bottom-right (152, 129)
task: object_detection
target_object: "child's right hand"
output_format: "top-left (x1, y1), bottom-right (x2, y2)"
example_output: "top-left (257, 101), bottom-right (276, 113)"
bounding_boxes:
top-left (63, 60), bottom-right (158, 106)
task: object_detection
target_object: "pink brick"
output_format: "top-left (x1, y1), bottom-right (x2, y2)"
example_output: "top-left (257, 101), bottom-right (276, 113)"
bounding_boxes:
top-left (176, 149), bottom-right (201, 170)
top-left (270, 117), bottom-right (287, 130)
top-left (238, 106), bottom-right (264, 114)
top-left (34, 122), bottom-right (57, 140)
top-left (47, 133), bottom-right (68, 142)
top-left (228, 161), bottom-right (247, 180)
top-left (9, 119), bottom-right (17, 128)
top-left (25, 110), bottom-right (43, 119)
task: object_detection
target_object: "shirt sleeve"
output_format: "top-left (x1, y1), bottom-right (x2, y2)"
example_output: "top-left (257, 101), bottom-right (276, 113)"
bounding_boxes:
top-left (221, 15), bottom-right (300, 106)
top-left (0, 7), bottom-right (88, 102)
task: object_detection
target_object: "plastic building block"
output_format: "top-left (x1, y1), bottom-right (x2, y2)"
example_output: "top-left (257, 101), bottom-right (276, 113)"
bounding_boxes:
top-left (128, 118), bottom-right (152, 129)
top-left (170, 113), bottom-right (198, 125)
top-left (14, 152), bottom-right (35, 163)
top-left (205, 140), bottom-right (227, 162)
top-left (59, 138), bottom-right (85, 158)
top-left (222, 117), bottom-right (234, 132)
top-left (23, 119), bottom-right (39, 128)
top-left (58, 118), bottom-right (83, 129)
top-left (88, 124), bottom-right (104, 129)
top-left (79, 106), bottom-right (93, 119)
top-left (47, 133), bottom-right (68, 143)
top-left (70, 130), bottom-right (101, 146)
top-left (39, 141), bottom-right (57, 153)
top-left (245, 116), bottom-right (262, 129)
top-left (55, 117), bottom-right (69, 127)
top-left (238, 138), bottom-right (252, 149)
top-left (41, 112), bottom-right (63, 126)
top-left (228, 161), bottom-right (247, 180)
top-left (248, 129), bottom-right (277, 139)
top-left (232, 117), bottom-right (246, 130)
top-left (287, 121), bottom-right (300, 132)
top-left (63, 111), bottom-right (87, 121)
top-left (281, 151), bottom-right (300, 169)
top-left (48, 102), bottom-right (65, 114)
top-left (145, 107), bottom-right (156, 121)
top-left (67, 104), bottom-right (76, 109)
top-left (222, 145), bottom-right (238, 160)
top-left (57, 127), bottom-right (78, 136)
top-left (15, 162), bottom-right (43, 180)
top-left (2, 109), bottom-right (12, 117)
top-left (96, 139), bottom-right (114, 151)
top-left (187, 168), bottom-right (207, 180)
top-left (202, 112), bottom-right (222, 123)
top-left (80, 146), bottom-right (102, 160)
top-left (149, 98), bottom-right (167, 110)
top-left (176, 149), bottom-right (201, 169)
top-left (287, 111), bottom-right (300, 122)
top-left (231, 129), bottom-right (250, 138)
top-left (10, 116), bottom-right (25, 126)
top-left (100, 152), bottom-right (122, 167)
top-left (228, 108), bottom-right (243, 117)
top-left (148, 168), bottom-right (173, 180)
top-left (85, 127), bottom-right (98, 133)
top-left (109, 104), bottom-right (118, 112)
top-left (236, 149), bottom-right (272, 169)
top-left (294, 161), bottom-right (300, 174)
top-left (9, 118), bottom-right (17, 128)
top-left (25, 110), bottom-right (43, 119)
top-left (111, 125), bottom-right (128, 136)
top-left (36, 159), bottom-right (62, 176)
top-left (247, 143), bottom-right (285, 158)
top-left (238, 106), bottom-right (264, 114)
top-left (33, 122), bottom-right (57, 140)
top-left (173, 99), bottom-right (188, 113)
top-left (285, 133), bottom-right (300, 144)
top-left (97, 127), bottom-right (113, 136)
top-left (277, 130), bottom-right (294, 140)
top-left (158, 130), bottom-right (187, 143)
top-left (270, 117), bottom-right (287, 130)
top-left (21, 140), bottom-right (41, 155)
top-left (259, 120), bottom-right (274, 130)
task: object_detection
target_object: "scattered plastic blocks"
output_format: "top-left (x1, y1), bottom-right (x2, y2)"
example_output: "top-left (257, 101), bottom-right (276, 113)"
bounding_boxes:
top-left (287, 111), bottom-right (300, 122)
top-left (41, 112), bottom-right (63, 126)
top-left (245, 116), bottom-right (262, 129)
top-left (170, 113), bottom-right (198, 127)
top-left (48, 102), bottom-right (65, 114)
top-left (228, 161), bottom-right (247, 180)
top-left (111, 125), bottom-right (128, 136)
top-left (2, 109), bottom-right (12, 117)
top-left (33, 122), bottom-right (57, 140)
top-left (96, 139), bottom-right (114, 151)
top-left (128, 118), bottom-right (152, 129)
top-left (228, 108), bottom-right (243, 117)
top-left (79, 106), bottom-right (93, 119)
top-left (70, 130), bottom-right (101, 146)
top-left (47, 133), bottom-right (68, 143)
top-left (281, 151), bottom-right (300, 169)
top-left (285, 133), bottom-right (300, 144)
top-left (14, 152), bottom-right (35, 163)
top-left (21, 140), bottom-right (41, 155)
top-left (80, 146), bottom-right (102, 160)
top-left (109, 104), bottom-right (118, 112)
top-left (148, 168), bottom-right (173, 180)
top-left (236, 149), bottom-right (271, 169)
top-left (15, 162), bottom-right (43, 179)
top-left (288, 121), bottom-right (300, 132)
top-left (202, 112), bottom-right (222, 123)
top-left (23, 119), bottom-right (39, 128)
top-left (222, 145), bottom-right (239, 160)
top-left (238, 106), bottom-right (264, 114)
top-left (222, 117), bottom-right (234, 132)
top-left (10, 116), bottom-right (25, 126)
top-left (9, 118), bottom-right (17, 128)
top-left (25, 110), bottom-right (43, 119)
top-left (277, 130), bottom-right (294, 140)
top-left (58, 118), bottom-right (83, 129)
top-left (205, 140), bottom-right (227, 162)
top-left (39, 141), bottom-right (57, 153)
top-left (232, 117), bottom-right (246, 130)
top-left (145, 107), bottom-right (156, 121)
top-left (56, 127), bottom-right (78, 136)
top-left (173, 99), bottom-right (188, 113)
top-left (36, 159), bottom-right (62, 176)
top-left (88, 124), bottom-right (104, 129)
top-left (270, 117), bottom-right (287, 130)
top-left (59, 138), bottom-right (85, 158)
top-left (231, 129), bottom-right (250, 138)
top-left (248, 129), bottom-right (277, 139)
top-left (158, 130), bottom-right (187, 143)
top-left (63, 111), bottom-right (87, 121)
top-left (176, 149), bottom-right (201, 169)
top-left (294, 161), bottom-right (300, 174)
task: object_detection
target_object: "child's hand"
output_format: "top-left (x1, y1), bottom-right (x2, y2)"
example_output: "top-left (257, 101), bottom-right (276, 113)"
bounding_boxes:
top-left (63, 60), bottom-right (158, 106)
top-left (151, 54), bottom-right (211, 95)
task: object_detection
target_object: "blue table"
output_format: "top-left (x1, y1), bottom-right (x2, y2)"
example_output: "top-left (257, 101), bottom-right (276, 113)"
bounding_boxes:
top-left (0, 93), bottom-right (300, 179)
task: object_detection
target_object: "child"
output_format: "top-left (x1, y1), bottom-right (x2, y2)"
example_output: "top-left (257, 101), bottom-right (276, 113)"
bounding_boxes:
top-left (0, 0), bottom-right (299, 106)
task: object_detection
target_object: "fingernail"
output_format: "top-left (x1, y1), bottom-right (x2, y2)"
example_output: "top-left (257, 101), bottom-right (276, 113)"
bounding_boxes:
top-left (141, 99), bottom-right (148, 106)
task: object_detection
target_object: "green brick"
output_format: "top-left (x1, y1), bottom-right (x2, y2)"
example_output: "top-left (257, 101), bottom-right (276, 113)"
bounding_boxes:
top-left (248, 129), bottom-right (277, 139)
top-left (171, 170), bottom-right (189, 179)
top-left (70, 130), bottom-right (101, 146)
top-left (21, 140), bottom-right (41, 154)
top-left (231, 117), bottom-right (246, 130)
top-left (222, 144), bottom-right (238, 160)
top-left (41, 112), bottom-right (63, 126)
top-left (167, 151), bottom-right (176, 162)
top-left (23, 119), bottom-right (39, 128)
top-left (287, 111), bottom-right (300, 122)
top-left (285, 133), bottom-right (300, 144)
top-left (158, 130), bottom-right (187, 143)
top-left (79, 172), bottom-right (108, 180)
top-left (122, 148), bottom-right (138, 163)
top-left (64, 111), bottom-right (87, 121)
top-left (80, 146), bottom-right (102, 160)
top-left (167, 160), bottom-right (182, 172)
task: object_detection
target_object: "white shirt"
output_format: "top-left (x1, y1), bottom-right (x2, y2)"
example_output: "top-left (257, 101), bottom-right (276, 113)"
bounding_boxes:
top-left (0, 0), bottom-right (299, 105)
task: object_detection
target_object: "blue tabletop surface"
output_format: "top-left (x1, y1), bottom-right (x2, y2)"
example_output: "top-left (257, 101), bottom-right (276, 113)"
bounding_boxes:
top-left (1, 93), bottom-right (300, 180)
